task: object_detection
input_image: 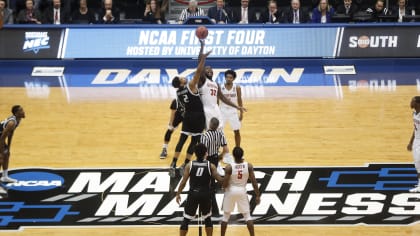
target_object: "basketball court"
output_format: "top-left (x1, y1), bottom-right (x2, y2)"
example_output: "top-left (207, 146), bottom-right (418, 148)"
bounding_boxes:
top-left (0, 56), bottom-right (419, 236)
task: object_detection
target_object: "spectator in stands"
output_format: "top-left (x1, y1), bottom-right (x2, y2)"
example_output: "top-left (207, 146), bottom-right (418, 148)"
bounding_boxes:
top-left (261, 0), bottom-right (281, 23)
top-left (311, 0), bottom-right (335, 23)
top-left (0, 0), bottom-right (14, 24)
top-left (208, 0), bottom-right (233, 24)
top-left (232, 0), bottom-right (260, 23)
top-left (42, 0), bottom-right (70, 24)
top-left (98, 0), bottom-right (119, 24)
top-left (71, 0), bottom-right (95, 24)
top-left (177, 0), bottom-right (205, 24)
top-left (335, 0), bottom-right (358, 18)
top-left (391, 0), bottom-right (415, 22)
top-left (143, 0), bottom-right (167, 24)
top-left (366, 0), bottom-right (389, 22)
top-left (282, 0), bottom-right (310, 23)
top-left (16, 0), bottom-right (42, 24)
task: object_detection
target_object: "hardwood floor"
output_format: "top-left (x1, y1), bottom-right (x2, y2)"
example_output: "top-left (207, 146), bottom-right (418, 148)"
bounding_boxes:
top-left (0, 86), bottom-right (419, 235)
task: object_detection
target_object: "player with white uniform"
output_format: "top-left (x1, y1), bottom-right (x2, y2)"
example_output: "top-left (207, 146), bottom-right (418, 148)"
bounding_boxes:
top-left (407, 96), bottom-right (420, 192)
top-left (220, 69), bottom-right (243, 147)
top-left (199, 66), bottom-right (245, 164)
top-left (199, 75), bottom-right (223, 129)
top-left (221, 147), bottom-right (260, 236)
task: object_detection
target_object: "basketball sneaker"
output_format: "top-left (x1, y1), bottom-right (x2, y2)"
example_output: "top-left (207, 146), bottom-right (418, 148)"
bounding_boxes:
top-left (409, 185), bottom-right (420, 193)
top-left (160, 148), bottom-right (167, 159)
top-left (0, 176), bottom-right (17, 183)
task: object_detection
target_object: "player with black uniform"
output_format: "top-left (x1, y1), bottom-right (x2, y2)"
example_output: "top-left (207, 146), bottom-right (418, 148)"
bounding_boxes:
top-left (0, 105), bottom-right (25, 193)
top-left (159, 99), bottom-right (185, 159)
top-left (176, 143), bottom-right (224, 236)
top-left (169, 39), bottom-right (210, 177)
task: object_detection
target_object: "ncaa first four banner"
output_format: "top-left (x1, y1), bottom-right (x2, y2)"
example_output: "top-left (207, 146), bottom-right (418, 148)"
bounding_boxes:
top-left (1, 24), bottom-right (420, 59)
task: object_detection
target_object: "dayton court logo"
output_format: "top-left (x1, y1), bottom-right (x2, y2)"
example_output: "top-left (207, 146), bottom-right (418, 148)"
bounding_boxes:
top-left (0, 164), bottom-right (420, 230)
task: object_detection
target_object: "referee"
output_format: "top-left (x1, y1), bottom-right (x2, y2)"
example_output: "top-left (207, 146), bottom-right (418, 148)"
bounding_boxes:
top-left (200, 117), bottom-right (229, 216)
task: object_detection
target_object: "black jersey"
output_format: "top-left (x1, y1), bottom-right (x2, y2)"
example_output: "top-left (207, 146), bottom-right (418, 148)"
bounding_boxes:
top-left (0, 115), bottom-right (19, 135)
top-left (170, 98), bottom-right (185, 115)
top-left (189, 160), bottom-right (212, 192)
top-left (176, 85), bottom-right (204, 113)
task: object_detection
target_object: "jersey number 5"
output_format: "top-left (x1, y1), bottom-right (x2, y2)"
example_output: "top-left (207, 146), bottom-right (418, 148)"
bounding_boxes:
top-left (237, 170), bottom-right (243, 179)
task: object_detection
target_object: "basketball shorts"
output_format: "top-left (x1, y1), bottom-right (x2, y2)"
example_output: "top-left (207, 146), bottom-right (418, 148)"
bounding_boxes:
top-left (204, 106), bottom-right (223, 130)
top-left (172, 111), bottom-right (184, 128)
top-left (182, 111), bottom-right (205, 136)
top-left (222, 186), bottom-right (250, 214)
top-left (184, 190), bottom-right (212, 220)
top-left (412, 140), bottom-right (420, 172)
top-left (221, 107), bottom-right (241, 131)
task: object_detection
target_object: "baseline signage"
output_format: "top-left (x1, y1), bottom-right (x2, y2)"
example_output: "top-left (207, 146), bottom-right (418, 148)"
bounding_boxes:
top-left (62, 27), bottom-right (338, 59)
top-left (0, 164), bottom-right (419, 230)
top-left (0, 28), bottom-right (63, 59)
top-left (338, 26), bottom-right (420, 58)
top-left (2, 25), bottom-right (420, 59)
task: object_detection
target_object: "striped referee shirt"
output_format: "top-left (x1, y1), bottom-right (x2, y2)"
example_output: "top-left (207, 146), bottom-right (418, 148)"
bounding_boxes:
top-left (178, 8), bottom-right (206, 22)
top-left (200, 130), bottom-right (227, 156)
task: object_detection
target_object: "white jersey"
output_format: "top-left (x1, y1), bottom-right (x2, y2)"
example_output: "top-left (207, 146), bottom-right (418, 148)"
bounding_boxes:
top-left (228, 162), bottom-right (249, 190)
top-left (412, 112), bottom-right (420, 172)
top-left (220, 83), bottom-right (241, 131)
top-left (414, 112), bottom-right (420, 140)
top-left (0, 115), bottom-right (18, 135)
top-left (223, 161), bottom-right (250, 214)
top-left (220, 83), bottom-right (238, 112)
top-left (199, 78), bottom-right (223, 129)
top-left (199, 78), bottom-right (219, 110)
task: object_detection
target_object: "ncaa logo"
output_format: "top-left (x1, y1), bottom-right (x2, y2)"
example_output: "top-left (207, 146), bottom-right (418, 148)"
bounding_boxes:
top-left (6, 172), bottom-right (64, 191)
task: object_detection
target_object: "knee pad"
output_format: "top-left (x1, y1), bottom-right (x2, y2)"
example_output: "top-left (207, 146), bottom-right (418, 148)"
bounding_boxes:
top-left (204, 217), bottom-right (213, 228)
top-left (180, 218), bottom-right (190, 231)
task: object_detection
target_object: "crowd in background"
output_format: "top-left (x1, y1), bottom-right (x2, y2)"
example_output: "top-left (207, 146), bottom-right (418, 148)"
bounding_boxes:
top-left (1, 0), bottom-right (420, 25)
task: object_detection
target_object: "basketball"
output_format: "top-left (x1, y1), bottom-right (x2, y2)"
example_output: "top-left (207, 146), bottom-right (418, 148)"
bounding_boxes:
top-left (195, 26), bottom-right (208, 40)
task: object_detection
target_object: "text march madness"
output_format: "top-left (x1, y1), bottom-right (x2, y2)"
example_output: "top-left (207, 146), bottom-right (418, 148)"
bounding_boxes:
top-left (0, 164), bottom-right (419, 230)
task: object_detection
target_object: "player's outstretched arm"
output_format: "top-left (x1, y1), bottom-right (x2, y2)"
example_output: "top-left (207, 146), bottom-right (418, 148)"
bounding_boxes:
top-left (236, 85), bottom-right (244, 121)
top-left (189, 39), bottom-right (211, 93)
